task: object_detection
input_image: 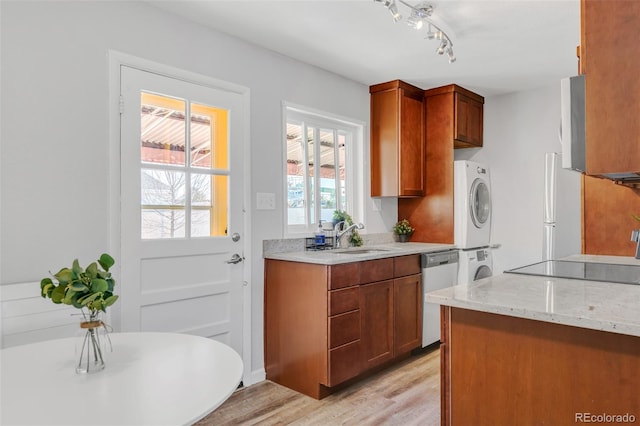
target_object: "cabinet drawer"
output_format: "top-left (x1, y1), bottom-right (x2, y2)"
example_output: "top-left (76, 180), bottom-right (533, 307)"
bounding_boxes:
top-left (360, 258), bottom-right (394, 283)
top-left (394, 254), bottom-right (421, 277)
top-left (329, 310), bottom-right (360, 349)
top-left (329, 263), bottom-right (360, 290)
top-left (327, 340), bottom-right (362, 386)
top-left (329, 286), bottom-right (360, 316)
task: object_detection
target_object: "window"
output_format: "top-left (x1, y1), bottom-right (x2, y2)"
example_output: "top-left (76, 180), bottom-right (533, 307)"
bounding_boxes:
top-left (139, 92), bottom-right (229, 239)
top-left (284, 105), bottom-right (362, 234)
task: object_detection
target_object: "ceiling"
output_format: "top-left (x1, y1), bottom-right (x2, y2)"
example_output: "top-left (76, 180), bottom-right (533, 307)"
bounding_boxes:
top-left (147, 0), bottom-right (580, 97)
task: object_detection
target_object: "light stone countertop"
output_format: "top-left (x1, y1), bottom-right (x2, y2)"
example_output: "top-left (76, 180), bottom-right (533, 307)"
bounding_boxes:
top-left (426, 254), bottom-right (640, 338)
top-left (263, 242), bottom-right (457, 265)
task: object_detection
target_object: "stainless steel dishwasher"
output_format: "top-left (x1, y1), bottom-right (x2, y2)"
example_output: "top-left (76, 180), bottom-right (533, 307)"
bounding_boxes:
top-left (422, 249), bottom-right (459, 347)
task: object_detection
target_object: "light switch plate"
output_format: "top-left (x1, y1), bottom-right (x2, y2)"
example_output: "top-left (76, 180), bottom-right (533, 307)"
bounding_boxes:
top-left (372, 198), bottom-right (382, 212)
top-left (256, 192), bottom-right (276, 210)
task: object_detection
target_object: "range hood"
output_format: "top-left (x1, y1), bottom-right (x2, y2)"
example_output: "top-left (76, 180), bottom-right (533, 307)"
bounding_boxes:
top-left (560, 75), bottom-right (586, 173)
top-left (561, 75), bottom-right (640, 186)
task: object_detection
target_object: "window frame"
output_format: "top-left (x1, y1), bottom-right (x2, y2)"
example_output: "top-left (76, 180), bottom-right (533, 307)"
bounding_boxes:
top-left (139, 92), bottom-right (229, 240)
top-left (282, 102), bottom-right (364, 237)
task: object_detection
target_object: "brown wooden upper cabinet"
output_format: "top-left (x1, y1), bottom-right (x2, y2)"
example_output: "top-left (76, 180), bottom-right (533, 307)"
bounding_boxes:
top-left (370, 80), bottom-right (425, 197)
top-left (424, 84), bottom-right (484, 149)
top-left (581, 0), bottom-right (640, 175)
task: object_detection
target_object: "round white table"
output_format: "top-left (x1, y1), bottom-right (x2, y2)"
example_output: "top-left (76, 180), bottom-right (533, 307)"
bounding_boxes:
top-left (0, 332), bottom-right (243, 425)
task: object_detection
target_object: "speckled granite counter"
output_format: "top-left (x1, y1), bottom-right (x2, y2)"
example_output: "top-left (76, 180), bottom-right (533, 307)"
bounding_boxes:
top-left (426, 254), bottom-right (640, 337)
top-left (263, 242), bottom-right (456, 265)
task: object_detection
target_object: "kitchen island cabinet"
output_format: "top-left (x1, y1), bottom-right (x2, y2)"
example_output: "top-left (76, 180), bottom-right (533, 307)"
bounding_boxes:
top-left (264, 253), bottom-right (422, 399)
top-left (439, 307), bottom-right (640, 425)
top-left (426, 255), bottom-right (640, 425)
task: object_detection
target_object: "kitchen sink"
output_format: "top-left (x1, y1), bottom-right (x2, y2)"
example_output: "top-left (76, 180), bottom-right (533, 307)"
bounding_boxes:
top-left (332, 248), bottom-right (391, 255)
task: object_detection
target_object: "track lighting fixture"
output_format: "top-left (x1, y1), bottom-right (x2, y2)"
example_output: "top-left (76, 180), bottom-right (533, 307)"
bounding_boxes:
top-left (374, 0), bottom-right (456, 63)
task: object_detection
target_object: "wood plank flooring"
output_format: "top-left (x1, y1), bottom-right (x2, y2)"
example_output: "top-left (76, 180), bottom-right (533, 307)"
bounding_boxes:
top-left (196, 347), bottom-right (440, 425)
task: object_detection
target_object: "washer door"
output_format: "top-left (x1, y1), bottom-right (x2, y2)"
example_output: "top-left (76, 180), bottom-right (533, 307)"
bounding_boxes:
top-left (469, 178), bottom-right (491, 228)
top-left (474, 265), bottom-right (492, 281)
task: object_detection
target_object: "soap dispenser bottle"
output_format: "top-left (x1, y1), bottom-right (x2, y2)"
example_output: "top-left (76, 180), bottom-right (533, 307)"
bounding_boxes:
top-left (315, 221), bottom-right (326, 247)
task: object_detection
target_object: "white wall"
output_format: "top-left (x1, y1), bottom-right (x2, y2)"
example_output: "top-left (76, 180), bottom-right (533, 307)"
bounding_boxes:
top-left (0, 1), bottom-right (397, 376)
top-left (455, 84), bottom-right (581, 274)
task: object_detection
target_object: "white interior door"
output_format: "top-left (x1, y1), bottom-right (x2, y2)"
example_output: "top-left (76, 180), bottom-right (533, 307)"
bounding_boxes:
top-left (119, 66), bottom-right (245, 356)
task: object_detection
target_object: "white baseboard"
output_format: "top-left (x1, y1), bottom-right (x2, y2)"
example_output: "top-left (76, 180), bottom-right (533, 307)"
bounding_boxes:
top-left (246, 368), bottom-right (266, 387)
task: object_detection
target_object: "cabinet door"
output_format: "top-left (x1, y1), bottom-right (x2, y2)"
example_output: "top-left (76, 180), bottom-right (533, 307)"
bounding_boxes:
top-left (454, 92), bottom-right (483, 147)
top-left (394, 274), bottom-right (423, 355)
top-left (360, 280), bottom-right (394, 370)
top-left (398, 88), bottom-right (425, 196)
top-left (582, 0), bottom-right (640, 175)
top-left (370, 80), bottom-right (424, 197)
top-left (327, 340), bottom-right (362, 386)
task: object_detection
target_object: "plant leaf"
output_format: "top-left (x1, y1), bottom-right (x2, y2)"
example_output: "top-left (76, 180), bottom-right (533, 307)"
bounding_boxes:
top-left (54, 268), bottom-right (73, 284)
top-left (104, 295), bottom-right (119, 308)
top-left (69, 282), bottom-right (89, 292)
top-left (86, 262), bottom-right (98, 279)
top-left (71, 293), bottom-right (84, 309)
top-left (41, 283), bottom-right (54, 298)
top-left (98, 253), bottom-right (115, 271)
top-left (71, 259), bottom-right (82, 278)
top-left (50, 285), bottom-right (66, 304)
top-left (63, 289), bottom-right (76, 305)
top-left (40, 278), bottom-right (53, 295)
top-left (90, 278), bottom-right (108, 294)
top-left (78, 292), bottom-right (100, 305)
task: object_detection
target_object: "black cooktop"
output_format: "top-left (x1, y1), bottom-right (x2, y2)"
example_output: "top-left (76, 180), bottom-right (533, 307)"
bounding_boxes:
top-left (505, 260), bottom-right (640, 285)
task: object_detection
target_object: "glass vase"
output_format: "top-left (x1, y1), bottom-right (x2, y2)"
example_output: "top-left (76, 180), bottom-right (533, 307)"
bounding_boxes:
top-left (75, 314), bottom-right (109, 374)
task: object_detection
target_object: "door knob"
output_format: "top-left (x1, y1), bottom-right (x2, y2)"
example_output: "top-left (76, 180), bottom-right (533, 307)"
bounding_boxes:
top-left (225, 253), bottom-right (244, 264)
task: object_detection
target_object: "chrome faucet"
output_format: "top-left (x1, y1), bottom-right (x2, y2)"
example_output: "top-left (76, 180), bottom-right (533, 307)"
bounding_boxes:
top-left (631, 229), bottom-right (640, 259)
top-left (334, 221), bottom-right (365, 249)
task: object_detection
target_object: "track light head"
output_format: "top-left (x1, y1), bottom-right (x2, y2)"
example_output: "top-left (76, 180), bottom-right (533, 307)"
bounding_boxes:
top-left (446, 47), bottom-right (456, 63)
top-left (436, 39), bottom-right (448, 55)
top-left (388, 2), bottom-right (402, 22)
top-left (407, 16), bottom-right (423, 29)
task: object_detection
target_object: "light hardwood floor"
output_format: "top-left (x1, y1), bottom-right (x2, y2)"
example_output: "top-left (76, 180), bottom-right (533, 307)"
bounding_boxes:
top-left (197, 347), bottom-right (440, 425)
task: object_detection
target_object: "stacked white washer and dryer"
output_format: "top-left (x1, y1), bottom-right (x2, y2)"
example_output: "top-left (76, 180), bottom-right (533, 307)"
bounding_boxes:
top-left (454, 160), bottom-right (494, 284)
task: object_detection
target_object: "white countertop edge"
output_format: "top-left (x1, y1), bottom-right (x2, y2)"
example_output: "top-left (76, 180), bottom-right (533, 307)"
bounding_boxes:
top-left (264, 242), bottom-right (457, 264)
top-left (425, 292), bottom-right (640, 338)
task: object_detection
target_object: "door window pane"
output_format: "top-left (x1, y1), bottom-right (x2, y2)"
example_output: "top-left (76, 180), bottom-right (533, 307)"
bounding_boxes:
top-left (140, 93), bottom-right (186, 166)
top-left (142, 209), bottom-right (186, 239)
top-left (191, 174), bottom-right (228, 237)
top-left (139, 92), bottom-right (230, 239)
top-left (190, 103), bottom-right (228, 170)
top-left (141, 169), bottom-right (186, 206)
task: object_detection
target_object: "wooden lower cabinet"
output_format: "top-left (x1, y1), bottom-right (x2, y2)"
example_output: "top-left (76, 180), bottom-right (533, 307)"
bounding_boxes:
top-left (440, 306), bottom-right (640, 425)
top-left (394, 274), bottom-right (423, 354)
top-left (360, 280), bottom-right (394, 370)
top-left (265, 255), bottom-right (422, 399)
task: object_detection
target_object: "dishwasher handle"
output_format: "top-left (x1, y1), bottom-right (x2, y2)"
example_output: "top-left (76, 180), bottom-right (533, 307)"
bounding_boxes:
top-left (422, 250), bottom-right (459, 268)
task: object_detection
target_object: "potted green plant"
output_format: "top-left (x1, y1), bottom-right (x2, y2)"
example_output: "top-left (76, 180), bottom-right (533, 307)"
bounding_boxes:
top-left (40, 253), bottom-right (118, 373)
top-left (332, 209), bottom-right (363, 247)
top-left (332, 209), bottom-right (352, 226)
top-left (393, 219), bottom-right (415, 242)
